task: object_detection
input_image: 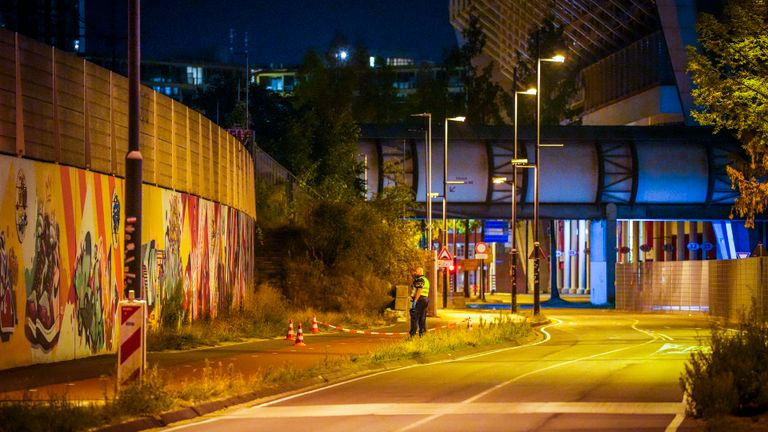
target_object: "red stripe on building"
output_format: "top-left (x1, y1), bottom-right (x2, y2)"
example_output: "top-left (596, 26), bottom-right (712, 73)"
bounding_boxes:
top-left (120, 328), bottom-right (141, 364)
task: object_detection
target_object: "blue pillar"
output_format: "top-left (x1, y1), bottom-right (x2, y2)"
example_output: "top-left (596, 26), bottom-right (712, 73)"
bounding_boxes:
top-left (590, 204), bottom-right (617, 306)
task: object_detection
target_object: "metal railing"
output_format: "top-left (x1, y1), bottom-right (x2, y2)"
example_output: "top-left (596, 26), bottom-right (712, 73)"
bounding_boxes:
top-left (0, 29), bottom-right (255, 218)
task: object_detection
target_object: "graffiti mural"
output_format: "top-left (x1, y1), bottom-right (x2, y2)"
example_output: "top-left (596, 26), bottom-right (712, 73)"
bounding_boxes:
top-left (15, 170), bottom-right (28, 244)
top-left (72, 232), bottom-right (106, 353)
top-left (24, 186), bottom-right (62, 352)
top-left (0, 229), bottom-right (18, 342)
top-left (0, 156), bottom-right (254, 369)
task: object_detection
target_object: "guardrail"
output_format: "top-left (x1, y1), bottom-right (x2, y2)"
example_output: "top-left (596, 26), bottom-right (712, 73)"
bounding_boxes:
top-left (0, 29), bottom-right (254, 219)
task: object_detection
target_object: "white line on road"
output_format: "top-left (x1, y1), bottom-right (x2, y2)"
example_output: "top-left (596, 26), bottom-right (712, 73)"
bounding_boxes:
top-left (396, 318), bottom-right (682, 432)
top-left (219, 401), bottom-right (685, 418)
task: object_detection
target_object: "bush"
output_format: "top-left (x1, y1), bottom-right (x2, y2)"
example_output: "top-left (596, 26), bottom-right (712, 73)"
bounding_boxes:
top-left (681, 305), bottom-right (768, 418)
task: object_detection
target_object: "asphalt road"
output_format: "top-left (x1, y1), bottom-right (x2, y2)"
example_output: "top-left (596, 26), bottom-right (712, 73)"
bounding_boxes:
top-left (163, 311), bottom-right (708, 432)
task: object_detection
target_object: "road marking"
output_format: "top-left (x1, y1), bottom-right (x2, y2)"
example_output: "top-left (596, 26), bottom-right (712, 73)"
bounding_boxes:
top-left (655, 343), bottom-right (705, 355)
top-left (221, 401), bottom-right (685, 418)
top-left (165, 317), bottom-right (687, 432)
top-left (397, 318), bottom-right (682, 432)
top-left (665, 396), bottom-right (688, 432)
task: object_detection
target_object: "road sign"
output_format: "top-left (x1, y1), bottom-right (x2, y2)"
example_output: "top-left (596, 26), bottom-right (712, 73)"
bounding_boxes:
top-left (484, 220), bottom-right (508, 243)
top-left (528, 246), bottom-right (549, 260)
top-left (437, 246), bottom-right (454, 267)
top-left (475, 242), bottom-right (488, 259)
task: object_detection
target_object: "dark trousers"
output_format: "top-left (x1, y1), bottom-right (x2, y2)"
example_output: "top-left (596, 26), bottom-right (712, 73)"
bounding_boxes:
top-left (409, 297), bottom-right (429, 336)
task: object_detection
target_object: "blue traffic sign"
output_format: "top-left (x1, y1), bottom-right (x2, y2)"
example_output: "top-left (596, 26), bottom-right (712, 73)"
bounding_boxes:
top-left (484, 220), bottom-right (508, 243)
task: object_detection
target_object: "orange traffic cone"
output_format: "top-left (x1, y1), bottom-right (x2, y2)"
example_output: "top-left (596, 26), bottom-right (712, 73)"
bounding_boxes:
top-left (286, 319), bottom-right (295, 341)
top-left (295, 323), bottom-right (306, 346)
top-left (311, 315), bottom-right (319, 333)
top-left (467, 317), bottom-right (473, 331)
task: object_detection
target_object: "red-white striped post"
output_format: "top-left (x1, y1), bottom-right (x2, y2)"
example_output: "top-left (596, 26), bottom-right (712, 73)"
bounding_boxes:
top-left (117, 291), bottom-right (146, 387)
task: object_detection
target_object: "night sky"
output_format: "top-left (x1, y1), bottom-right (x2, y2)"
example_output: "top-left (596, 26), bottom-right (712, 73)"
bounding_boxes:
top-left (87, 0), bottom-right (458, 66)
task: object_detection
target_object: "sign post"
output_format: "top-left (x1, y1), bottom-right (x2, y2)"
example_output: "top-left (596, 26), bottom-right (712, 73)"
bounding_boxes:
top-left (117, 290), bottom-right (146, 388)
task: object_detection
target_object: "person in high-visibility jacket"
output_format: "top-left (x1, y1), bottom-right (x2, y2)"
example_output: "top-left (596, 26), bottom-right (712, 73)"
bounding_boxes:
top-left (409, 266), bottom-right (430, 337)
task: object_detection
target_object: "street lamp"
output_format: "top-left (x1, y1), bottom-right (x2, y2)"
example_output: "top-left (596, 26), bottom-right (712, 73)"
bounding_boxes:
top-left (411, 113), bottom-right (438, 316)
top-left (411, 113), bottom-right (433, 251)
top-left (534, 54), bottom-right (565, 315)
top-left (443, 116), bottom-right (465, 307)
top-left (511, 88), bottom-right (536, 313)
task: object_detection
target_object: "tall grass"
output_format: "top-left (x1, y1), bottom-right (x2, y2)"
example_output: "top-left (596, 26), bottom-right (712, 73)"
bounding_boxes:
top-left (364, 315), bottom-right (531, 364)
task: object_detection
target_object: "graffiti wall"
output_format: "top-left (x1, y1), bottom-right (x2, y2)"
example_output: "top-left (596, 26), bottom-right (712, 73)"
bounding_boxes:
top-left (0, 156), bottom-right (254, 369)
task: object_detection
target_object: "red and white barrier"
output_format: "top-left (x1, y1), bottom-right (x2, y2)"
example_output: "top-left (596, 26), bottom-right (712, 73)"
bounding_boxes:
top-left (117, 297), bottom-right (147, 386)
top-left (316, 318), bottom-right (469, 336)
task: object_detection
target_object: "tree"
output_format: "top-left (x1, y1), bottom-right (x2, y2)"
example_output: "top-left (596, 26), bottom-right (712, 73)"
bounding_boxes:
top-left (445, 15), bottom-right (506, 125)
top-left (513, 17), bottom-right (581, 126)
top-left (688, 0), bottom-right (768, 227)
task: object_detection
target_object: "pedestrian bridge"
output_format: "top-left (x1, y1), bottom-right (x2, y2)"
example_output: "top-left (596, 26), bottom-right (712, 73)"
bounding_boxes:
top-left (360, 124), bottom-right (741, 221)
top-left (360, 124), bottom-right (749, 305)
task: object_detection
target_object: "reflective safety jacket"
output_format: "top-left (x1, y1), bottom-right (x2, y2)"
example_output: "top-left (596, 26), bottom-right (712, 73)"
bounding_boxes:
top-left (411, 275), bottom-right (430, 299)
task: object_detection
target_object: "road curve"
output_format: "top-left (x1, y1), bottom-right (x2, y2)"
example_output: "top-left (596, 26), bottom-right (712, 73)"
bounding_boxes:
top-left (165, 311), bottom-right (708, 432)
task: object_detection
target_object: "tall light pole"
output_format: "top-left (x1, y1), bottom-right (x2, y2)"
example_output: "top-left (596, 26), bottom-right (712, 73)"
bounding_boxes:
top-left (443, 116), bottom-right (465, 307)
top-left (534, 54), bottom-right (565, 315)
top-left (411, 113), bottom-right (437, 315)
top-left (511, 88), bottom-right (536, 313)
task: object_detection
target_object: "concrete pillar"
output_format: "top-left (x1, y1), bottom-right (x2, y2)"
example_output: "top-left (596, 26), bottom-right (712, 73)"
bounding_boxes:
top-left (578, 219), bottom-right (587, 294)
top-left (570, 220), bottom-right (578, 293)
top-left (556, 220), bottom-right (563, 293)
top-left (632, 220), bottom-right (640, 264)
top-left (677, 221), bottom-right (686, 261)
top-left (665, 221), bottom-right (675, 261)
top-left (607, 208), bottom-right (617, 304)
top-left (590, 220), bottom-right (608, 304)
top-left (702, 221), bottom-right (713, 260)
top-left (654, 221), bottom-right (664, 262)
top-left (690, 221), bottom-right (699, 260)
top-left (564, 220), bottom-right (572, 292)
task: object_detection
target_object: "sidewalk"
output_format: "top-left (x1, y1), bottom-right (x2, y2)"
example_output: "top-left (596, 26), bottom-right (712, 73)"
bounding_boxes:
top-left (0, 311), bottom-right (487, 403)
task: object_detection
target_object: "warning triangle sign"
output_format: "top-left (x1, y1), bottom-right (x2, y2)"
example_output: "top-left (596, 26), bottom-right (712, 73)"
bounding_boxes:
top-left (437, 246), bottom-right (453, 261)
top-left (528, 246), bottom-right (549, 261)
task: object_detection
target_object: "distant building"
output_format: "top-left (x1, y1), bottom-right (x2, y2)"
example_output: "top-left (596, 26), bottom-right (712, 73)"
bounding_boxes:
top-left (449, 0), bottom-right (717, 126)
top-left (88, 57), bottom-right (246, 104)
top-left (0, 0), bottom-right (85, 53)
top-left (255, 62), bottom-right (465, 99)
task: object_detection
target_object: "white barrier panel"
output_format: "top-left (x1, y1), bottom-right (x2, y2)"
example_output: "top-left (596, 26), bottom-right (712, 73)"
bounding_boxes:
top-left (117, 299), bottom-right (146, 386)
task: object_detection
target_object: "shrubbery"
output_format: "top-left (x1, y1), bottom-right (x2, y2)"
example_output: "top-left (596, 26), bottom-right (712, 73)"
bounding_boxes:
top-left (681, 306), bottom-right (768, 418)
top-left (270, 184), bottom-right (426, 313)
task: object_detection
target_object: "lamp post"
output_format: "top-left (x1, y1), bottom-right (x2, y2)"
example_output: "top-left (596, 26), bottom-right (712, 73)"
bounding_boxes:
top-left (533, 54), bottom-right (565, 316)
top-left (443, 116), bottom-right (465, 307)
top-left (512, 88), bottom-right (536, 313)
top-left (411, 113), bottom-right (438, 315)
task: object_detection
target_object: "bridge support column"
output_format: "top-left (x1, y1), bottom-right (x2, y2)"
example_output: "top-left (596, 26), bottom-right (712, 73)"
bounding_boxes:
top-left (578, 219), bottom-right (587, 294)
top-left (590, 214), bottom-right (616, 306)
top-left (677, 221), bottom-right (686, 261)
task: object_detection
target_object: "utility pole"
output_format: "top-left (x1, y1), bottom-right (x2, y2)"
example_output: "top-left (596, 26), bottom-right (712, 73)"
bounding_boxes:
top-left (124, 0), bottom-right (142, 299)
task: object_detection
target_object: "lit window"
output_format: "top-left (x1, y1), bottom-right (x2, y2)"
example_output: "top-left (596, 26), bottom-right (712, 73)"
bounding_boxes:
top-left (369, 56), bottom-right (375, 68)
top-left (186, 66), bottom-right (203, 85)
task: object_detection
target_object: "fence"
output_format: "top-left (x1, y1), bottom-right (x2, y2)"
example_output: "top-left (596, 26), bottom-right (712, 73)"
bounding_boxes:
top-left (0, 29), bottom-right (254, 219)
top-left (616, 258), bottom-right (768, 321)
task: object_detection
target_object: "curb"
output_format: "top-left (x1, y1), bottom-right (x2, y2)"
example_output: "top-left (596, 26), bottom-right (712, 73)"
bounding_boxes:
top-left (97, 317), bottom-right (540, 431)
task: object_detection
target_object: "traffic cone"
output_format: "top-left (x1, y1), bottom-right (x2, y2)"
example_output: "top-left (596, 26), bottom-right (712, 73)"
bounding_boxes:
top-left (295, 323), bottom-right (306, 346)
top-left (311, 315), bottom-right (319, 333)
top-left (286, 319), bottom-right (295, 341)
top-left (467, 317), bottom-right (473, 331)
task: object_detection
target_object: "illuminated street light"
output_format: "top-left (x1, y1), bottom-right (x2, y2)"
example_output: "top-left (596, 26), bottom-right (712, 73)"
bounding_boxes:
top-left (442, 116), bottom-right (465, 307)
top-left (534, 54), bottom-right (565, 315)
top-left (512, 88), bottom-right (536, 313)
